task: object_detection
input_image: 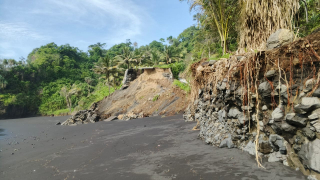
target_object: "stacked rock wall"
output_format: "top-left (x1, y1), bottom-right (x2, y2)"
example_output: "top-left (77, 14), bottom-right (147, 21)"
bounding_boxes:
top-left (184, 31), bottom-right (320, 178)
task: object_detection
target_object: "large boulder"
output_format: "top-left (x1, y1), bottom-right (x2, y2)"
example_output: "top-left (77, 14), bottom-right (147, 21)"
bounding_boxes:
top-left (298, 139), bottom-right (320, 173)
top-left (266, 29), bottom-right (294, 50)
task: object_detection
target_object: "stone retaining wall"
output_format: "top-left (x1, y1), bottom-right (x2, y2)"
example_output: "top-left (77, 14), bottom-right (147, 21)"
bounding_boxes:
top-left (184, 70), bottom-right (320, 178)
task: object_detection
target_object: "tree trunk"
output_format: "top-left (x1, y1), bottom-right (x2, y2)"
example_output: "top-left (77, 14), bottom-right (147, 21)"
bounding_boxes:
top-left (302, 0), bottom-right (308, 23)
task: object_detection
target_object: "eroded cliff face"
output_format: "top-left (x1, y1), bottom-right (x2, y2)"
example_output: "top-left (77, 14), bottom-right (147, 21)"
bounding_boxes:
top-left (61, 68), bottom-right (189, 125)
top-left (184, 31), bottom-right (320, 178)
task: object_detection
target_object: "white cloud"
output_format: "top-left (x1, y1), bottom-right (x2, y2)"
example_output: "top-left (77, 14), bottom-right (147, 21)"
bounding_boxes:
top-left (0, 0), bottom-right (155, 59)
top-left (0, 22), bottom-right (49, 41)
top-left (31, 0), bottom-right (150, 43)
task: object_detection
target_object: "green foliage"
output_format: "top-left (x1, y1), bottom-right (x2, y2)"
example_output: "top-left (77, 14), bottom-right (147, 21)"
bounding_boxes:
top-left (76, 82), bottom-right (118, 110)
top-left (153, 94), bottom-right (160, 102)
top-left (155, 62), bottom-right (186, 79)
top-left (173, 80), bottom-right (190, 93)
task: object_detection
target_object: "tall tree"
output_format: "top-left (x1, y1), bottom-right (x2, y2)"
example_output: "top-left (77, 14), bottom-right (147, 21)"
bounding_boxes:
top-left (184, 0), bottom-right (238, 55)
top-left (59, 84), bottom-right (81, 112)
top-left (93, 56), bottom-right (119, 93)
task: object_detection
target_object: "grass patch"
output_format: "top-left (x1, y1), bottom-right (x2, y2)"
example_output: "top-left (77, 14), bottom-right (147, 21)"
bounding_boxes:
top-left (154, 62), bottom-right (186, 79)
top-left (209, 53), bottom-right (231, 61)
top-left (153, 94), bottom-right (160, 102)
top-left (76, 82), bottom-right (119, 110)
top-left (173, 80), bottom-right (190, 93)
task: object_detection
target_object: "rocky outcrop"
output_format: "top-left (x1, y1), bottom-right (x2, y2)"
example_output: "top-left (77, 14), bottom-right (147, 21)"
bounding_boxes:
top-left (61, 103), bottom-right (100, 125)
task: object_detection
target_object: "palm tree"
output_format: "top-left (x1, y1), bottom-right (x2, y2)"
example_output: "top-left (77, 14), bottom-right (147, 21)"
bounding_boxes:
top-left (150, 50), bottom-right (160, 65)
top-left (60, 84), bottom-right (81, 112)
top-left (162, 45), bottom-right (180, 64)
top-left (116, 46), bottom-right (136, 69)
top-left (93, 55), bottom-right (119, 94)
top-left (8, 59), bottom-right (16, 68)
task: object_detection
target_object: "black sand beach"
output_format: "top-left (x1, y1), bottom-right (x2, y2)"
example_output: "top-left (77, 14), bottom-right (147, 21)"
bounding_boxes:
top-left (0, 115), bottom-right (306, 180)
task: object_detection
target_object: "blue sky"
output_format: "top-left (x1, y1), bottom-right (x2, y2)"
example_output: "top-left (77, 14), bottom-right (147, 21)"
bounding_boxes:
top-left (0, 0), bottom-right (195, 60)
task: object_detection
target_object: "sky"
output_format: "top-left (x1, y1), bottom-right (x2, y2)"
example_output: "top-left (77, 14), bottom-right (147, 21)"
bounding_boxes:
top-left (0, 0), bottom-right (196, 60)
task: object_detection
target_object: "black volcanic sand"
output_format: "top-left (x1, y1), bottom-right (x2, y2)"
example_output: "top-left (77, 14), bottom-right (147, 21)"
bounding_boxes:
top-left (0, 115), bottom-right (306, 180)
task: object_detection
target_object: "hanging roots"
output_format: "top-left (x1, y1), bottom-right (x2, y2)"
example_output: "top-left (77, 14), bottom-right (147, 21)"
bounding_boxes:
top-left (189, 31), bottom-right (320, 167)
top-left (238, 0), bottom-right (300, 53)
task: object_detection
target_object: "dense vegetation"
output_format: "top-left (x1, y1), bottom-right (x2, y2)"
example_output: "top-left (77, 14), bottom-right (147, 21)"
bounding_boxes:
top-left (0, 0), bottom-right (319, 118)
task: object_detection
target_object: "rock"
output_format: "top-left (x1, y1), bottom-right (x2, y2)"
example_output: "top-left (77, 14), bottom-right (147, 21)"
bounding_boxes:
top-left (118, 114), bottom-right (124, 120)
top-left (218, 109), bottom-right (227, 123)
top-left (217, 78), bottom-right (228, 91)
top-left (262, 105), bottom-right (268, 111)
top-left (219, 135), bottom-right (234, 149)
top-left (272, 106), bottom-right (284, 121)
top-left (265, 70), bottom-right (276, 78)
top-left (295, 97), bottom-right (320, 114)
top-left (285, 113), bottom-right (308, 127)
top-left (227, 107), bottom-right (241, 119)
top-left (308, 175), bottom-right (318, 180)
top-left (312, 88), bottom-right (320, 97)
top-left (258, 82), bottom-right (272, 98)
top-left (208, 60), bottom-right (217, 66)
top-left (266, 29), bottom-right (294, 50)
top-left (268, 151), bottom-right (287, 162)
top-left (298, 139), bottom-right (320, 173)
top-left (304, 79), bottom-right (316, 92)
top-left (271, 123), bottom-right (282, 134)
top-left (302, 97), bottom-right (320, 107)
top-left (104, 116), bottom-right (118, 122)
top-left (56, 122), bottom-right (61, 125)
top-left (281, 122), bottom-right (297, 134)
top-left (308, 113), bottom-right (319, 121)
top-left (293, 144), bottom-right (302, 152)
top-left (269, 134), bottom-right (287, 154)
top-left (275, 84), bottom-right (287, 97)
top-left (311, 120), bottom-right (320, 133)
top-left (243, 141), bottom-right (256, 156)
top-left (302, 127), bottom-right (316, 140)
top-left (259, 140), bottom-right (273, 154)
top-left (238, 113), bottom-right (249, 125)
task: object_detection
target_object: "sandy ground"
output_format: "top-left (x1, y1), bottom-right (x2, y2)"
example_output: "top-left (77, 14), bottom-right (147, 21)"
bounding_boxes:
top-left (0, 115), bottom-right (306, 180)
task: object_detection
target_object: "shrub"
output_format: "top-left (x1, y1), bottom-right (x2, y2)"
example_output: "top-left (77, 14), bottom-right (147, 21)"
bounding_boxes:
top-left (173, 80), bottom-right (190, 93)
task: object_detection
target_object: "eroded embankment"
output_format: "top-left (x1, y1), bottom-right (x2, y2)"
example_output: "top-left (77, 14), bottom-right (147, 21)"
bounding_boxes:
top-left (184, 31), bottom-right (320, 179)
top-left (62, 68), bottom-right (189, 125)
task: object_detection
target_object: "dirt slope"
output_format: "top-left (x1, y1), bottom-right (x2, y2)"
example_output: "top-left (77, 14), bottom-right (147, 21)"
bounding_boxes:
top-left (96, 68), bottom-right (189, 119)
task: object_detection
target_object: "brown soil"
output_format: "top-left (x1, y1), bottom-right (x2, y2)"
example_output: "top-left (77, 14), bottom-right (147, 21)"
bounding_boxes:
top-left (96, 68), bottom-right (189, 119)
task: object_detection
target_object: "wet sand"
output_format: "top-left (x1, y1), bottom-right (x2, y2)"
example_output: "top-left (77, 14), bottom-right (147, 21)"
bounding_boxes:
top-left (0, 115), bottom-right (306, 180)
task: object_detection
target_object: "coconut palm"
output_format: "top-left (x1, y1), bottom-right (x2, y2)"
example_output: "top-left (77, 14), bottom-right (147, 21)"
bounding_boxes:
top-left (150, 50), bottom-right (160, 65)
top-left (93, 55), bottom-right (120, 93)
top-left (116, 46), bottom-right (137, 69)
top-left (162, 45), bottom-right (180, 64)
